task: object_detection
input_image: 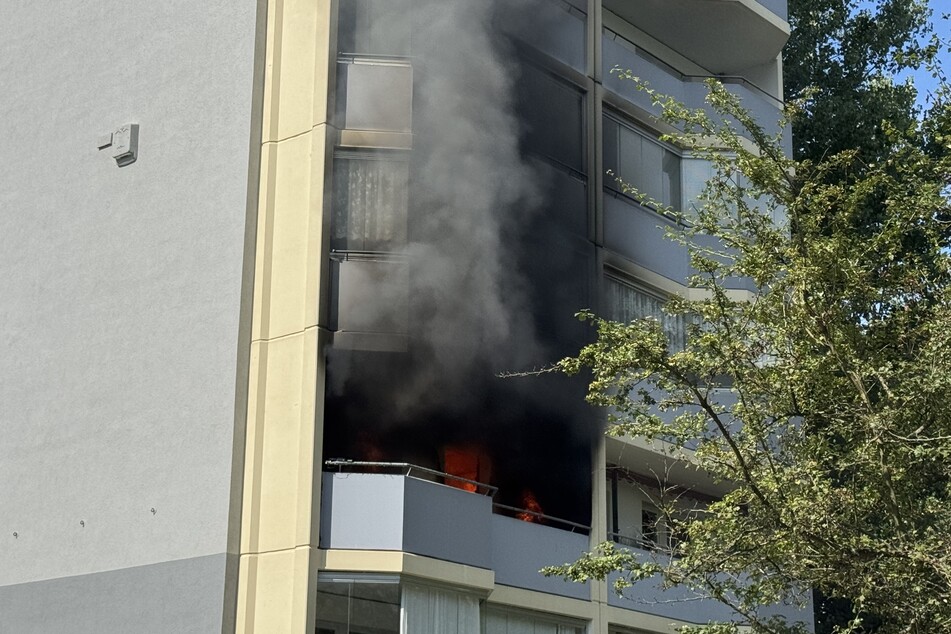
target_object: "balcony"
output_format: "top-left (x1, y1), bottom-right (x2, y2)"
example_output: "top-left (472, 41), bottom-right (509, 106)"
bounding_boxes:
top-left (602, 27), bottom-right (789, 153)
top-left (604, 545), bottom-right (813, 629)
top-left (319, 462), bottom-right (590, 600)
top-left (603, 0), bottom-right (789, 75)
top-left (320, 462), bottom-right (811, 627)
top-left (328, 252), bottom-right (409, 351)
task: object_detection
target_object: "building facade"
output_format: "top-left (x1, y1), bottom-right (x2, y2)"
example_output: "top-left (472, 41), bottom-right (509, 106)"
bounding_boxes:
top-left (0, 0), bottom-right (802, 632)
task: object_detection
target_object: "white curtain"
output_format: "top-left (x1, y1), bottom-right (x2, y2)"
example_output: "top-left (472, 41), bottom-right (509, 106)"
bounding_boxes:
top-left (400, 583), bottom-right (480, 634)
top-left (605, 275), bottom-right (686, 351)
top-left (484, 609), bottom-right (584, 634)
top-left (333, 157), bottom-right (408, 251)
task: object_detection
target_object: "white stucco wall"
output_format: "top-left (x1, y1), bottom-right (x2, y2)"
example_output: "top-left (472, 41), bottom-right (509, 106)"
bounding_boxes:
top-left (0, 0), bottom-right (261, 591)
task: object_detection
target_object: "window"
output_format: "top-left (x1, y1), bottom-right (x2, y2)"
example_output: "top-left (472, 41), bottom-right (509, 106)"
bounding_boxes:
top-left (604, 273), bottom-right (686, 351)
top-left (484, 606), bottom-right (586, 634)
top-left (332, 153), bottom-right (409, 252)
top-left (338, 0), bottom-right (412, 56)
top-left (316, 576), bottom-right (400, 634)
top-left (401, 583), bottom-right (480, 633)
top-left (641, 507), bottom-right (659, 549)
top-left (603, 114), bottom-right (681, 211)
top-left (518, 67), bottom-right (586, 174)
top-left (317, 576), bottom-right (484, 634)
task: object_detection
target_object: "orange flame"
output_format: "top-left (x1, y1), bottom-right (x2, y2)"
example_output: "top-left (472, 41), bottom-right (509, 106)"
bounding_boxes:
top-left (441, 444), bottom-right (491, 492)
top-left (516, 489), bottom-right (544, 523)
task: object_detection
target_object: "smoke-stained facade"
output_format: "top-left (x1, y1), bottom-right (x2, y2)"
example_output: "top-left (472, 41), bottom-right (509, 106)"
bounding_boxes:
top-left (324, 0), bottom-right (596, 524)
top-left (0, 0), bottom-right (804, 632)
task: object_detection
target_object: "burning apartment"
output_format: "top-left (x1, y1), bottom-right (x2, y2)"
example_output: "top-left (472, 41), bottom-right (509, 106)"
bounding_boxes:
top-left (0, 0), bottom-right (806, 632)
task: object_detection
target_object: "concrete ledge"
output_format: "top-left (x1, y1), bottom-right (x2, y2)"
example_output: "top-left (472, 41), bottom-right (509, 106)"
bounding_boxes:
top-left (318, 549), bottom-right (496, 593)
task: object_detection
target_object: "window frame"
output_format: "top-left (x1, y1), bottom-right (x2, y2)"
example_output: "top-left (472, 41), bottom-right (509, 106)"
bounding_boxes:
top-left (606, 469), bottom-right (698, 555)
top-left (330, 149), bottom-right (411, 254)
top-left (602, 268), bottom-right (688, 352)
top-left (602, 110), bottom-right (683, 213)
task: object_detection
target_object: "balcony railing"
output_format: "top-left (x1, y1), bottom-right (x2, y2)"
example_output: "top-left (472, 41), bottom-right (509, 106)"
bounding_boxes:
top-left (324, 460), bottom-right (590, 533)
top-left (319, 462), bottom-right (593, 599)
top-left (324, 459), bottom-right (497, 497)
top-left (493, 503), bottom-right (590, 534)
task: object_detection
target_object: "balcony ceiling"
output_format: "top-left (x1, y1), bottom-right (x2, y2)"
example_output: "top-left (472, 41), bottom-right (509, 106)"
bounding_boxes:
top-left (604, 0), bottom-right (790, 74)
top-left (605, 435), bottom-right (733, 498)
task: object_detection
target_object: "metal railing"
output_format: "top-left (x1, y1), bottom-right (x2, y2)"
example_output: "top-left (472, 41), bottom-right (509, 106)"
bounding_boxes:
top-left (329, 249), bottom-right (407, 263)
top-left (324, 459), bottom-right (497, 496)
top-left (494, 503), bottom-right (590, 535)
top-left (324, 459), bottom-right (592, 534)
top-left (608, 530), bottom-right (650, 550)
top-left (604, 26), bottom-right (785, 109)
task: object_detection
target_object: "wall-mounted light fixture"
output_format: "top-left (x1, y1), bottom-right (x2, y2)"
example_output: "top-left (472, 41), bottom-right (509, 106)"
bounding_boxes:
top-left (97, 124), bottom-right (139, 166)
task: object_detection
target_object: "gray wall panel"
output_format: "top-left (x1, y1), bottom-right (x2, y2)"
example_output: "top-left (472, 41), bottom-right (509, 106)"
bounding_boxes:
top-left (402, 476), bottom-right (493, 568)
top-left (490, 515), bottom-right (590, 600)
top-left (319, 473), bottom-right (406, 550)
top-left (607, 569), bottom-right (812, 629)
top-left (0, 0), bottom-right (259, 589)
top-left (603, 195), bottom-right (689, 283)
top-left (0, 554), bottom-right (228, 634)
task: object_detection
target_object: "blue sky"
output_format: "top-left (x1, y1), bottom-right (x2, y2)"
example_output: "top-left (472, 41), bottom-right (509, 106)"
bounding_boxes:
top-left (907, 0), bottom-right (950, 108)
top-left (855, 0), bottom-right (951, 109)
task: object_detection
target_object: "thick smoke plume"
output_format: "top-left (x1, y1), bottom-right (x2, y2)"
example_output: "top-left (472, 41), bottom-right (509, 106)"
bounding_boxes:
top-left (327, 0), bottom-right (594, 522)
top-left (399, 0), bottom-right (544, 412)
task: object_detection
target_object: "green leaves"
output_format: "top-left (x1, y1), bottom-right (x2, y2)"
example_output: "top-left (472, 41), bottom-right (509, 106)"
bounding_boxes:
top-left (558, 59), bottom-right (951, 633)
top-left (785, 0), bottom-right (936, 164)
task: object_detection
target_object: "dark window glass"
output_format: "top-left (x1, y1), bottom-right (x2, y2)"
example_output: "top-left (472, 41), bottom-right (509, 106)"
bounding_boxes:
top-left (603, 114), bottom-right (681, 210)
top-left (519, 68), bottom-right (585, 173)
top-left (316, 579), bottom-right (400, 634)
top-left (641, 508), bottom-right (658, 549)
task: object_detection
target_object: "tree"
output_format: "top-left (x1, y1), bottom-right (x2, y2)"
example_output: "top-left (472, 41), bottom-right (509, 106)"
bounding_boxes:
top-left (784, 0), bottom-right (938, 164)
top-left (544, 74), bottom-right (951, 633)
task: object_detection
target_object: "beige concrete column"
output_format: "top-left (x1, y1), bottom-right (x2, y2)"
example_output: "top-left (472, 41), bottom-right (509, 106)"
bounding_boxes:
top-left (590, 7), bottom-right (610, 631)
top-left (590, 434), bottom-right (611, 634)
top-left (235, 0), bottom-right (336, 631)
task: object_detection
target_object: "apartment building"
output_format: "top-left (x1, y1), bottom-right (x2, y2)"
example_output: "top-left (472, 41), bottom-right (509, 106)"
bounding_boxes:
top-left (0, 0), bottom-right (804, 632)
